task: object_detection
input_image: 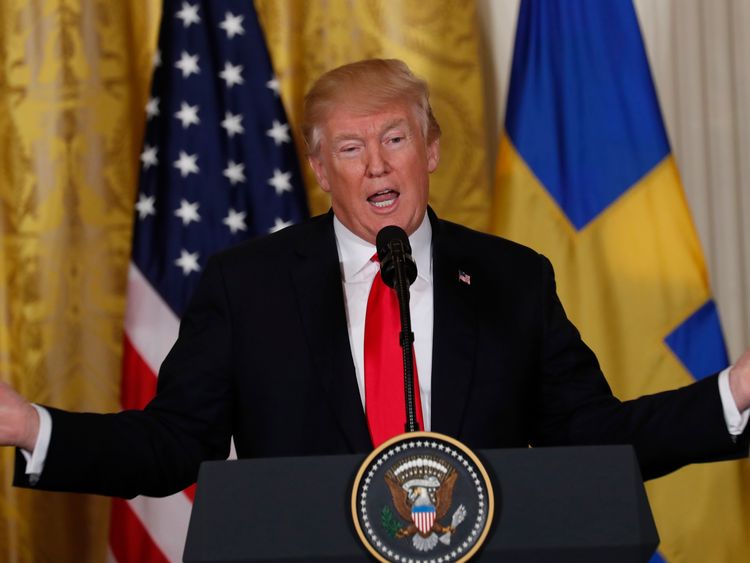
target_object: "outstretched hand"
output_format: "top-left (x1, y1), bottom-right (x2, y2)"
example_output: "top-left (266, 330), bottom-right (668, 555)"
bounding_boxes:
top-left (0, 381), bottom-right (39, 451)
top-left (729, 348), bottom-right (750, 412)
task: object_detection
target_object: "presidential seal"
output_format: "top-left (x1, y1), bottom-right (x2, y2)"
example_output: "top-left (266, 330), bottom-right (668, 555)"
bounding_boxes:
top-left (352, 432), bottom-right (495, 563)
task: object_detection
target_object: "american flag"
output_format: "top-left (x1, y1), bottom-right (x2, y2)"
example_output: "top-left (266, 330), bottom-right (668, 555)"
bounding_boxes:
top-left (108, 1), bottom-right (308, 561)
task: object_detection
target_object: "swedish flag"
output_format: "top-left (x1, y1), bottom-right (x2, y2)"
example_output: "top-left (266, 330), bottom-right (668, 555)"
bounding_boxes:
top-left (491, 1), bottom-right (750, 561)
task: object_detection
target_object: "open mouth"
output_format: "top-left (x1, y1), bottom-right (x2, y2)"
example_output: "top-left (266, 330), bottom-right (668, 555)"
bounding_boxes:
top-left (367, 189), bottom-right (399, 208)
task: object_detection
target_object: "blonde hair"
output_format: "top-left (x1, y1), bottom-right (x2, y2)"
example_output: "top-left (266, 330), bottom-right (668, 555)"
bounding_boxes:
top-left (302, 59), bottom-right (441, 155)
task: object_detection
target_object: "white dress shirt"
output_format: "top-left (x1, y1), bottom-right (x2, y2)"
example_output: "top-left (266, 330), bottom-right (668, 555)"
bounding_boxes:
top-left (333, 213), bottom-right (434, 430)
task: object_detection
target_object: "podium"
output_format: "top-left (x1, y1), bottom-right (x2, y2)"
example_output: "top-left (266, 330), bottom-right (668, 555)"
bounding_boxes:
top-left (183, 445), bottom-right (658, 562)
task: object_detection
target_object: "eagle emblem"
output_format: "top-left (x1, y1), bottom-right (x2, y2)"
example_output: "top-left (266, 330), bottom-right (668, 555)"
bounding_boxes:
top-left (383, 455), bottom-right (467, 552)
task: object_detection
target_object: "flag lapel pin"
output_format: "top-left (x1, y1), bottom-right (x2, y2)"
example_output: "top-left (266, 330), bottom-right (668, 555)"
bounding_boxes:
top-left (458, 270), bottom-right (471, 285)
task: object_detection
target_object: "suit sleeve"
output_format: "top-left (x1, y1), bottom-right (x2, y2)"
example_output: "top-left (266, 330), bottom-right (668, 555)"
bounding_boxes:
top-left (529, 255), bottom-right (749, 480)
top-left (14, 256), bottom-right (235, 498)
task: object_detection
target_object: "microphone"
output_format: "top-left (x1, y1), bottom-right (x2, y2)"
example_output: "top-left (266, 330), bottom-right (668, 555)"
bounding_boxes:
top-left (375, 226), bottom-right (417, 288)
top-left (375, 226), bottom-right (420, 433)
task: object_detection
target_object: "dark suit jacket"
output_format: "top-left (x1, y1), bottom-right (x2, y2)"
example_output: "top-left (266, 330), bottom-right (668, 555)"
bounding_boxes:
top-left (15, 210), bottom-right (749, 497)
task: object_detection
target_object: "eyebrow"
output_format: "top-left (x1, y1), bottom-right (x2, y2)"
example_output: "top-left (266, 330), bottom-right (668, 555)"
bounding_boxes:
top-left (380, 118), bottom-right (409, 134)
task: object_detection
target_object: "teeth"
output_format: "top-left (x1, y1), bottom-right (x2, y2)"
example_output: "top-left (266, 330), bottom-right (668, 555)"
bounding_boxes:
top-left (367, 188), bottom-right (398, 209)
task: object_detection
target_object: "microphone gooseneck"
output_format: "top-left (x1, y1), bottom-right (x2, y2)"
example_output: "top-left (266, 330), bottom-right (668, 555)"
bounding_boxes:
top-left (375, 226), bottom-right (420, 433)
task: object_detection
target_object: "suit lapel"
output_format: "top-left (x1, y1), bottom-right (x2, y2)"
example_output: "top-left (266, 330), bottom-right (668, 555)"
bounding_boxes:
top-left (429, 213), bottom-right (477, 438)
top-left (290, 214), bottom-right (372, 451)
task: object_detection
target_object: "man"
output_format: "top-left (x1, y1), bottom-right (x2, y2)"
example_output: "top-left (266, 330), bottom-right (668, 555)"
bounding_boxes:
top-left (1, 59), bottom-right (749, 498)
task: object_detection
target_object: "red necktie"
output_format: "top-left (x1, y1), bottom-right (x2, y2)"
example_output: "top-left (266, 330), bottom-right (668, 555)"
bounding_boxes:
top-left (364, 256), bottom-right (424, 447)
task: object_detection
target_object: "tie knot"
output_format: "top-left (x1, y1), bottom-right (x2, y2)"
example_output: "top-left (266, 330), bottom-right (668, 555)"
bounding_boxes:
top-left (370, 252), bottom-right (379, 263)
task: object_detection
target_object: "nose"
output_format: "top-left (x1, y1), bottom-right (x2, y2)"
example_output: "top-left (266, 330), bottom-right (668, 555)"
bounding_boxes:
top-left (365, 144), bottom-right (389, 177)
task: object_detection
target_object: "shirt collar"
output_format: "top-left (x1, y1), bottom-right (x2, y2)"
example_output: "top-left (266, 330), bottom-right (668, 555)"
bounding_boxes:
top-left (333, 212), bottom-right (432, 283)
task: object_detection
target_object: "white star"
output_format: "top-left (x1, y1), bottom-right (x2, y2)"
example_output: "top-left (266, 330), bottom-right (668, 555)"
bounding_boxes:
top-left (223, 160), bottom-right (246, 185)
top-left (220, 111), bottom-right (244, 137)
top-left (175, 2), bottom-right (201, 28)
top-left (219, 12), bottom-right (245, 38)
top-left (153, 49), bottom-right (162, 68)
top-left (174, 198), bottom-right (201, 226)
top-left (173, 150), bottom-right (199, 177)
top-left (219, 61), bottom-right (244, 88)
top-left (267, 168), bottom-right (293, 195)
top-left (175, 51), bottom-right (200, 78)
top-left (140, 144), bottom-right (158, 169)
top-left (175, 249), bottom-right (200, 275)
top-left (223, 208), bottom-right (247, 234)
top-left (145, 96), bottom-right (160, 120)
top-left (266, 76), bottom-right (280, 96)
top-left (174, 101), bottom-right (200, 128)
top-left (135, 194), bottom-right (156, 219)
top-left (266, 119), bottom-right (290, 145)
top-left (269, 217), bottom-right (293, 233)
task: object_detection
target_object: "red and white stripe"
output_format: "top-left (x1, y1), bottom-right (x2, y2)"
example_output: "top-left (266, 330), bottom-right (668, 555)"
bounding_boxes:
top-left (108, 264), bottom-right (189, 563)
top-left (412, 509), bottom-right (436, 536)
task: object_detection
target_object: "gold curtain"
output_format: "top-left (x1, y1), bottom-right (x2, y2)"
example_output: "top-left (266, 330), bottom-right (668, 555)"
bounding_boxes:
top-left (0, 1), bottom-right (487, 560)
top-left (0, 1), bottom-right (161, 560)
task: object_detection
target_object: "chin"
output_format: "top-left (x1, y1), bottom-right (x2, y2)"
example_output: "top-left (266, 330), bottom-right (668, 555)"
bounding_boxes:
top-left (373, 219), bottom-right (406, 235)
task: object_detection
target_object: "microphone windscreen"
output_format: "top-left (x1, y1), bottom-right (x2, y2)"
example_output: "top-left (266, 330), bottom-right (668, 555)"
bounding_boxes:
top-left (376, 226), bottom-right (417, 287)
top-left (376, 225), bottom-right (412, 262)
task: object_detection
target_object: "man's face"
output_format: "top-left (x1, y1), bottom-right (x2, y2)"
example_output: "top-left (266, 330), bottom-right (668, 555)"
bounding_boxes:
top-left (308, 102), bottom-right (440, 244)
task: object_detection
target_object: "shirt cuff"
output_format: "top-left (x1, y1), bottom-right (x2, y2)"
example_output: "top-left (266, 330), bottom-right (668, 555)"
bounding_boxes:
top-left (718, 367), bottom-right (750, 435)
top-left (20, 404), bottom-right (52, 484)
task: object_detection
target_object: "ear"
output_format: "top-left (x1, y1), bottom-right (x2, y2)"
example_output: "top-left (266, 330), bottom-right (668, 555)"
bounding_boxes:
top-left (426, 138), bottom-right (440, 173)
top-left (308, 155), bottom-right (331, 192)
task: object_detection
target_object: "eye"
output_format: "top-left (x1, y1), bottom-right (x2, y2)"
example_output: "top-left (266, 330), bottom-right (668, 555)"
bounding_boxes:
top-left (386, 134), bottom-right (406, 147)
top-left (337, 144), bottom-right (362, 156)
